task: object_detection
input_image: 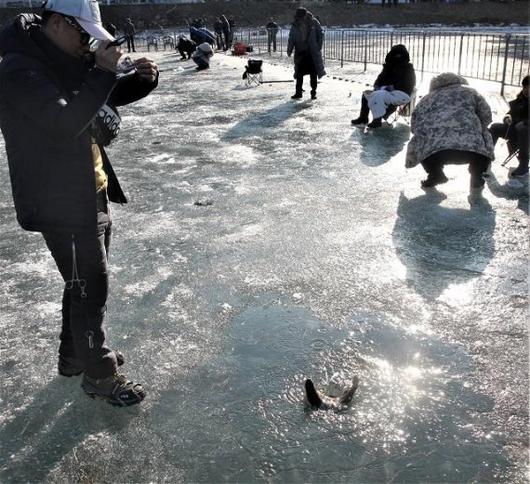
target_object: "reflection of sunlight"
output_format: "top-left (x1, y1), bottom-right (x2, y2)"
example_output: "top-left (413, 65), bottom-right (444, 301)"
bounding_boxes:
top-left (438, 280), bottom-right (474, 306)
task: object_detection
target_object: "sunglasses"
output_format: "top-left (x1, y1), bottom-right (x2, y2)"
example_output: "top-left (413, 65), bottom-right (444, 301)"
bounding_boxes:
top-left (61, 15), bottom-right (91, 46)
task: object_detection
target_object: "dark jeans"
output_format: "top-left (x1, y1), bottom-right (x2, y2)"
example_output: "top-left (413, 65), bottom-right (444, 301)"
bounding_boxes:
top-left (194, 57), bottom-right (209, 70)
top-left (489, 121), bottom-right (529, 166)
top-left (421, 149), bottom-right (490, 182)
top-left (126, 35), bottom-right (136, 53)
top-left (267, 32), bottom-right (277, 52)
top-left (295, 73), bottom-right (317, 95)
top-left (42, 191), bottom-right (117, 379)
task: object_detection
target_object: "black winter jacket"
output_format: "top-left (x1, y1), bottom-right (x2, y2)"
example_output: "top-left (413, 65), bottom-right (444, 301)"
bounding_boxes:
top-left (0, 14), bottom-right (158, 233)
top-left (507, 92), bottom-right (529, 126)
top-left (374, 44), bottom-right (416, 96)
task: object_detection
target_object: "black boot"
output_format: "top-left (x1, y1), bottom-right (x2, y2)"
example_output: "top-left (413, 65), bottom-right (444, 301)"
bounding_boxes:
top-left (291, 92), bottom-right (303, 99)
top-left (310, 90), bottom-right (317, 100)
top-left (421, 172), bottom-right (449, 188)
top-left (367, 117), bottom-right (383, 129)
top-left (351, 96), bottom-right (369, 125)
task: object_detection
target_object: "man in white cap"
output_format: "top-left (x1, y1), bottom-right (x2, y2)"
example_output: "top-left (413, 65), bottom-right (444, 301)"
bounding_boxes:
top-left (0, 0), bottom-right (158, 406)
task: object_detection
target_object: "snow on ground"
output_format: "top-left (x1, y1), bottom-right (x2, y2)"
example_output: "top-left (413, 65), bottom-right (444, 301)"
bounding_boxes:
top-left (0, 50), bottom-right (527, 483)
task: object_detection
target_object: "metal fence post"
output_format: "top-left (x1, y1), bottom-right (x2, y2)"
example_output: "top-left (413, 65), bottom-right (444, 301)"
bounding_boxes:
top-left (457, 33), bottom-right (464, 75)
top-left (420, 32), bottom-right (426, 80)
top-left (363, 31), bottom-right (368, 72)
top-left (280, 28), bottom-right (283, 57)
top-left (341, 30), bottom-right (344, 68)
top-left (500, 34), bottom-right (511, 97)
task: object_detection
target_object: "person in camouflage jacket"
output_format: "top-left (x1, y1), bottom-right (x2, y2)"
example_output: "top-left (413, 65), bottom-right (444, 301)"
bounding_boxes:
top-left (406, 72), bottom-right (494, 189)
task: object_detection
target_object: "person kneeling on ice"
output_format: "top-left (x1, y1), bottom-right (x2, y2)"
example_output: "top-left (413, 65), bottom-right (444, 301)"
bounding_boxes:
top-left (405, 73), bottom-right (494, 190)
top-left (351, 44), bottom-right (416, 129)
top-left (192, 42), bottom-right (214, 71)
top-left (489, 75), bottom-right (529, 178)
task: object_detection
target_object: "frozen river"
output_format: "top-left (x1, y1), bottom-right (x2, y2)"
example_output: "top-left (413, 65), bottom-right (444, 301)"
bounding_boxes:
top-left (0, 52), bottom-right (528, 482)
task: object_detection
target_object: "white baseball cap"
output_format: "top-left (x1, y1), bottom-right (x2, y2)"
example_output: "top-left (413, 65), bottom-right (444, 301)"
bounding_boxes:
top-left (43, 0), bottom-right (114, 41)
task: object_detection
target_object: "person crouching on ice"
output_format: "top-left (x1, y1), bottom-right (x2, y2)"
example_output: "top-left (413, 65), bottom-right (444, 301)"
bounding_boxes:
top-left (192, 42), bottom-right (214, 71)
top-left (351, 44), bottom-right (416, 129)
top-left (405, 72), bottom-right (494, 190)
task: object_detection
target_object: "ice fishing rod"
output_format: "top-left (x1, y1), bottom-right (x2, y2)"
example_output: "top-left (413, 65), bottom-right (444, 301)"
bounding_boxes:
top-left (501, 150), bottom-right (519, 167)
top-left (259, 80), bottom-right (293, 83)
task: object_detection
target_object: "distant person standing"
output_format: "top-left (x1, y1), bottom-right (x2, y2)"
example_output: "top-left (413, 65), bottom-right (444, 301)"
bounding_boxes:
top-left (123, 17), bottom-right (136, 53)
top-left (220, 15), bottom-right (231, 51)
top-left (287, 7), bottom-right (325, 100)
top-left (214, 17), bottom-right (224, 50)
top-left (266, 18), bottom-right (279, 53)
top-left (228, 16), bottom-right (236, 46)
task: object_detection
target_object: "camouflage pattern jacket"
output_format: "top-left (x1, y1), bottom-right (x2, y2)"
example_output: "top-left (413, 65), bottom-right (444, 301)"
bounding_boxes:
top-left (406, 73), bottom-right (494, 168)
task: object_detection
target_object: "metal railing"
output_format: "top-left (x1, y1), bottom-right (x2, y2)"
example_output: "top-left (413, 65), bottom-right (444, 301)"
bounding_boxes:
top-left (230, 27), bottom-right (530, 95)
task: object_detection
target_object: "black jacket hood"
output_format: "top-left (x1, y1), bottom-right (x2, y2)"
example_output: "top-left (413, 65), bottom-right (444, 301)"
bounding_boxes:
top-left (385, 44), bottom-right (410, 65)
top-left (0, 14), bottom-right (46, 60)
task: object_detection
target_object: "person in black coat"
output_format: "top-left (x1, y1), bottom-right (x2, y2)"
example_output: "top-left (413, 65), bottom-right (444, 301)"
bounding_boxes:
top-left (0, 5), bottom-right (158, 406)
top-left (489, 75), bottom-right (529, 177)
top-left (351, 44), bottom-right (416, 128)
top-left (266, 18), bottom-right (279, 53)
top-left (213, 18), bottom-right (224, 50)
top-left (177, 34), bottom-right (196, 59)
top-left (220, 15), bottom-right (231, 51)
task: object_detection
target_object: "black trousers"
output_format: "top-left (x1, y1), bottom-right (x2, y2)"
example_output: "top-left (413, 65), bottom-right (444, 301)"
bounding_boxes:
top-left (421, 149), bottom-right (490, 181)
top-left (126, 35), bottom-right (136, 53)
top-left (42, 191), bottom-right (117, 379)
top-left (295, 74), bottom-right (317, 94)
top-left (267, 32), bottom-right (277, 52)
top-left (489, 121), bottom-right (529, 166)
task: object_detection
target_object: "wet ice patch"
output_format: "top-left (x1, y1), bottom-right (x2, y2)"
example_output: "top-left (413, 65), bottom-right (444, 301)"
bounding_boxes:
top-left (147, 153), bottom-right (176, 164)
top-left (215, 143), bottom-right (258, 167)
top-left (220, 223), bottom-right (264, 243)
top-left (123, 266), bottom-right (173, 297)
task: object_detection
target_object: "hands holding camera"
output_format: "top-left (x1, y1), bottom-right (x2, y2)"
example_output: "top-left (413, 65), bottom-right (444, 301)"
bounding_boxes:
top-left (94, 42), bottom-right (158, 82)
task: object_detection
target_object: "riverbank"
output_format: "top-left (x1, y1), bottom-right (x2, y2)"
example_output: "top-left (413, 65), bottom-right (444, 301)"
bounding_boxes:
top-left (0, 1), bottom-right (528, 30)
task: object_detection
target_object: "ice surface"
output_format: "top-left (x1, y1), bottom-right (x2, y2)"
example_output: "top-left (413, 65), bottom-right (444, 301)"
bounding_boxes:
top-left (0, 51), bottom-right (527, 482)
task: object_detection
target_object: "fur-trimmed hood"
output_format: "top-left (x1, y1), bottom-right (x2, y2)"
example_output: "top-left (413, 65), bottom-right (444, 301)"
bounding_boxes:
top-left (429, 72), bottom-right (468, 92)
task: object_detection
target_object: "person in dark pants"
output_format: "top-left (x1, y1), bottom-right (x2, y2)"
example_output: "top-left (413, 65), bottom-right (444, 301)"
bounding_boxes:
top-left (214, 18), bottom-right (224, 50)
top-left (0, 0), bottom-right (158, 406)
top-left (405, 73), bottom-right (494, 190)
top-left (351, 44), bottom-right (416, 128)
top-left (177, 34), bottom-right (196, 59)
top-left (287, 7), bottom-right (325, 100)
top-left (266, 18), bottom-right (279, 53)
top-left (220, 15), bottom-right (231, 51)
top-left (489, 75), bottom-right (529, 177)
top-left (123, 17), bottom-right (136, 53)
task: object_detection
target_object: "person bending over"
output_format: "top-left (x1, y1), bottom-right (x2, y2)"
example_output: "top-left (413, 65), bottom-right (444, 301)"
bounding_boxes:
top-left (192, 41), bottom-right (214, 70)
top-left (405, 73), bottom-right (494, 190)
top-left (177, 34), bottom-right (196, 60)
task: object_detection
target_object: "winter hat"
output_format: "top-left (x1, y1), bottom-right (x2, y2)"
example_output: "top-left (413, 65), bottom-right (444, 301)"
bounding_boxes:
top-left (43, 0), bottom-right (113, 41)
top-left (295, 7), bottom-right (307, 19)
top-left (429, 72), bottom-right (468, 93)
top-left (522, 75), bottom-right (529, 87)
